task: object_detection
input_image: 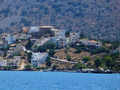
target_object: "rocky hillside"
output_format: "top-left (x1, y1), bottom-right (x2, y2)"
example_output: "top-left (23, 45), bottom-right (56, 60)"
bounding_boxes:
top-left (0, 0), bottom-right (120, 41)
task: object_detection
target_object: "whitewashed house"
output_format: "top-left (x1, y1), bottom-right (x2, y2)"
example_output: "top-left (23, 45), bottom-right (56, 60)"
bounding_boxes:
top-left (0, 60), bottom-right (7, 67)
top-left (31, 52), bottom-right (48, 67)
top-left (51, 30), bottom-right (67, 48)
top-left (69, 32), bottom-right (80, 44)
top-left (29, 26), bottom-right (40, 33)
top-left (80, 39), bottom-right (102, 48)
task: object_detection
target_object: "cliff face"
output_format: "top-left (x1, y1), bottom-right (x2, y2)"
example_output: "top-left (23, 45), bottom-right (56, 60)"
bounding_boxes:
top-left (0, 0), bottom-right (120, 41)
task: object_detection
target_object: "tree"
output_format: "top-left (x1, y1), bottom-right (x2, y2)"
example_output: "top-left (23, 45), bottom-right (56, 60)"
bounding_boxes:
top-left (112, 64), bottom-right (120, 72)
top-left (90, 47), bottom-right (107, 54)
top-left (73, 63), bottom-right (85, 70)
top-left (103, 56), bottom-right (114, 69)
top-left (37, 42), bottom-right (56, 52)
top-left (27, 52), bottom-right (32, 63)
top-left (75, 47), bottom-right (82, 53)
top-left (65, 31), bottom-right (70, 37)
top-left (49, 49), bottom-right (55, 57)
top-left (52, 64), bottom-right (57, 70)
top-left (37, 46), bottom-right (46, 52)
top-left (25, 39), bottom-right (33, 50)
top-left (111, 52), bottom-right (120, 59)
top-left (46, 56), bottom-right (51, 66)
top-left (24, 65), bottom-right (32, 70)
top-left (94, 57), bottom-right (102, 68)
top-left (82, 56), bottom-right (90, 63)
top-left (66, 55), bottom-right (71, 61)
top-left (44, 41), bottom-right (56, 49)
top-left (111, 42), bottom-right (120, 49)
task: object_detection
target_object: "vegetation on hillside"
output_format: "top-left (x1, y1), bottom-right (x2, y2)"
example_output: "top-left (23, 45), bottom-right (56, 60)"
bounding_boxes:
top-left (0, 0), bottom-right (120, 41)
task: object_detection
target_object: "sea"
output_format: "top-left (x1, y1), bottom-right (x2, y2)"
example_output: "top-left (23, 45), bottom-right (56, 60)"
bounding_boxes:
top-left (0, 71), bottom-right (120, 90)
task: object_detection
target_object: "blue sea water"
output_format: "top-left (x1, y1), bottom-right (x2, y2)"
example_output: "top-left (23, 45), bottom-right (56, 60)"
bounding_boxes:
top-left (0, 71), bottom-right (120, 90)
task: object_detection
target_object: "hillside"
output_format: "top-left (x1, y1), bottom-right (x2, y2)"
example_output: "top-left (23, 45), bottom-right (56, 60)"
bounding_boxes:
top-left (0, 0), bottom-right (120, 41)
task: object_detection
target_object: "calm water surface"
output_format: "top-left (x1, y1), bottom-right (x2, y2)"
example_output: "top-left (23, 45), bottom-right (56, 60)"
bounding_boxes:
top-left (0, 71), bottom-right (120, 90)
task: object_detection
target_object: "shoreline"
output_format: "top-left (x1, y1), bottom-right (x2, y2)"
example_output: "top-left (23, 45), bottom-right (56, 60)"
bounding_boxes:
top-left (0, 69), bottom-right (119, 74)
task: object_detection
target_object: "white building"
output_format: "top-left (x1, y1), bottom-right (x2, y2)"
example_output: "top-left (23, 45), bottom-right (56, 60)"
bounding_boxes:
top-left (29, 26), bottom-right (40, 33)
top-left (0, 60), bottom-right (7, 67)
top-left (69, 32), bottom-right (80, 44)
top-left (80, 39), bottom-right (102, 48)
top-left (31, 52), bottom-right (48, 67)
top-left (51, 30), bottom-right (67, 48)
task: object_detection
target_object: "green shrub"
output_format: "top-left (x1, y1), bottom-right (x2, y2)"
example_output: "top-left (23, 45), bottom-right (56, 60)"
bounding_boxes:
top-left (94, 57), bottom-right (102, 68)
top-left (73, 63), bottom-right (86, 70)
top-left (46, 56), bottom-right (51, 66)
top-left (24, 65), bottom-right (32, 70)
top-left (49, 49), bottom-right (55, 57)
top-left (66, 55), bottom-right (71, 61)
top-left (82, 56), bottom-right (90, 63)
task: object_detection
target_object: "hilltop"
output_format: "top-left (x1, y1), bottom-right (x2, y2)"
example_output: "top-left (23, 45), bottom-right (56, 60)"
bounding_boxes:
top-left (0, 0), bottom-right (120, 41)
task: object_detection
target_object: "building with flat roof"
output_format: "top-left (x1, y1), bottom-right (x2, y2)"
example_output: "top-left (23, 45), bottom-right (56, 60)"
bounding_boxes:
top-left (31, 52), bottom-right (48, 67)
top-left (0, 58), bottom-right (7, 67)
top-left (80, 39), bottom-right (102, 48)
top-left (69, 32), bottom-right (80, 44)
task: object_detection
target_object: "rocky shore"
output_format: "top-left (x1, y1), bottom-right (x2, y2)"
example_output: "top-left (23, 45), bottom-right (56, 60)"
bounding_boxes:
top-left (0, 68), bottom-right (119, 74)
